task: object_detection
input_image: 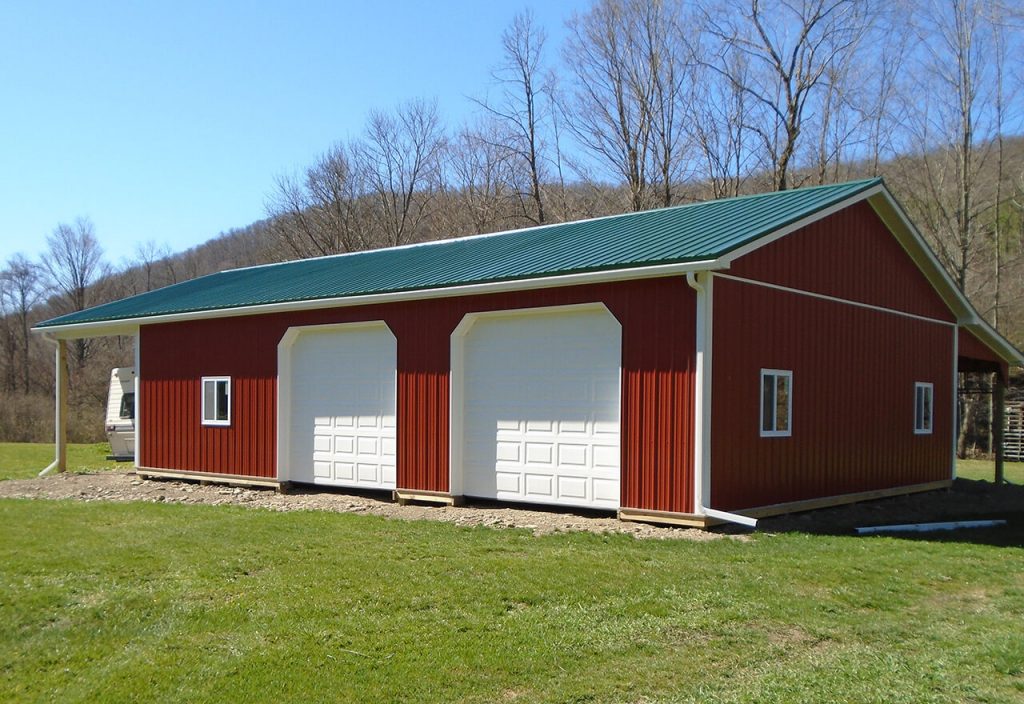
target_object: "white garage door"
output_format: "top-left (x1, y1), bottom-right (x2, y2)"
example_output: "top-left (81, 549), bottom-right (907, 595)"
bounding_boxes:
top-left (285, 323), bottom-right (397, 489)
top-left (459, 306), bottom-right (622, 509)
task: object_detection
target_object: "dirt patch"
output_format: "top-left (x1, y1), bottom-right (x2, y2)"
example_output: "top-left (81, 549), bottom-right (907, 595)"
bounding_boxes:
top-left (0, 470), bottom-right (729, 542)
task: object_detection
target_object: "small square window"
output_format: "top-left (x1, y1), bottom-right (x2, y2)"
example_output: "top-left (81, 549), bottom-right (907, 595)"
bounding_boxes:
top-left (914, 382), bottom-right (933, 434)
top-left (761, 369), bottom-right (792, 437)
top-left (119, 392), bottom-right (135, 420)
top-left (202, 377), bottom-right (231, 426)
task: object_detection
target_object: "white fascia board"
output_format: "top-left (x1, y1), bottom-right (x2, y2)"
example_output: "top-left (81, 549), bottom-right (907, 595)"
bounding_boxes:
top-left (30, 260), bottom-right (716, 339)
top-left (33, 323), bottom-right (141, 340)
top-left (865, 191), bottom-right (974, 321)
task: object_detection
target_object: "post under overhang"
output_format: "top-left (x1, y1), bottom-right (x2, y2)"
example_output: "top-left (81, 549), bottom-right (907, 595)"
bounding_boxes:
top-left (39, 338), bottom-right (68, 476)
top-left (994, 372), bottom-right (1005, 484)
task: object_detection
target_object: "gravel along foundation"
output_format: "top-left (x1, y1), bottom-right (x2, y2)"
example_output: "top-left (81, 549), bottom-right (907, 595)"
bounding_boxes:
top-left (2, 469), bottom-right (1020, 539)
top-left (0, 470), bottom-right (730, 541)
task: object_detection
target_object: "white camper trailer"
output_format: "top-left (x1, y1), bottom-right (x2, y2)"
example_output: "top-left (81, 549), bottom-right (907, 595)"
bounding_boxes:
top-left (105, 367), bottom-right (135, 461)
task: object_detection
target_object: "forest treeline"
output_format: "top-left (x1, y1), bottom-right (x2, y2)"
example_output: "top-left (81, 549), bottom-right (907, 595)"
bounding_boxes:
top-left (2, 0), bottom-right (1022, 446)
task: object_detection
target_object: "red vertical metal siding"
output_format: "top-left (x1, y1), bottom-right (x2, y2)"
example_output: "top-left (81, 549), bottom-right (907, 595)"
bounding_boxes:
top-left (140, 278), bottom-right (697, 513)
top-left (729, 202), bottom-right (956, 322)
top-left (710, 276), bottom-right (953, 510)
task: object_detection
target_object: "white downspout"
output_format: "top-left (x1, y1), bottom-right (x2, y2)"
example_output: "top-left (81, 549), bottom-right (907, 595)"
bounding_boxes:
top-left (133, 332), bottom-right (141, 470)
top-left (686, 271), bottom-right (758, 529)
top-left (38, 333), bottom-right (68, 477)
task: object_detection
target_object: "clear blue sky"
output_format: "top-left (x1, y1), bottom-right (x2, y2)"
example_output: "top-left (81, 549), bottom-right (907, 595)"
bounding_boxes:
top-left (0, 0), bottom-right (589, 267)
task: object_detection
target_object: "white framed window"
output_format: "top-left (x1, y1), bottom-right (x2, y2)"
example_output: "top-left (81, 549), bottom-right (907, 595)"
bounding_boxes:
top-left (914, 382), bottom-right (933, 435)
top-left (760, 369), bottom-right (792, 437)
top-left (201, 376), bottom-right (231, 426)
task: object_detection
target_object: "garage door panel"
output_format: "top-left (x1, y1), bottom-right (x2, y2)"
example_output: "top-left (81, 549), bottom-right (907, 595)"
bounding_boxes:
top-left (460, 308), bottom-right (621, 510)
top-left (286, 324), bottom-right (396, 490)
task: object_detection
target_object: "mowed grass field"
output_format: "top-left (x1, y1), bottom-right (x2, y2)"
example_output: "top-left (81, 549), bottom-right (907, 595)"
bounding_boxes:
top-left (957, 458), bottom-right (1024, 484)
top-left (1, 444), bottom-right (1022, 701)
top-left (0, 442), bottom-right (121, 480)
top-left (0, 500), bottom-right (1022, 703)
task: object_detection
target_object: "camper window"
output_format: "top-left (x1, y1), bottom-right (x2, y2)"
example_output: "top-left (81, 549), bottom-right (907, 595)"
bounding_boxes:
top-left (119, 393), bottom-right (135, 420)
top-left (201, 377), bottom-right (231, 426)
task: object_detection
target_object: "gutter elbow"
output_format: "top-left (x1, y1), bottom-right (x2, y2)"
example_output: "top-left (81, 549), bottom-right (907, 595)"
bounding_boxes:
top-left (686, 271), bottom-right (703, 293)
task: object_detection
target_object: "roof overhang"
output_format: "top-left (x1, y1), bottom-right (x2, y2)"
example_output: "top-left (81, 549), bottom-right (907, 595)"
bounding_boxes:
top-left (864, 188), bottom-right (1023, 367)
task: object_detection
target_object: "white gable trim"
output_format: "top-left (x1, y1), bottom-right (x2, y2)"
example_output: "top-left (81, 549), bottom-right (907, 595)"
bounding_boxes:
top-left (716, 184), bottom-right (1021, 366)
top-left (716, 183), bottom-right (887, 266)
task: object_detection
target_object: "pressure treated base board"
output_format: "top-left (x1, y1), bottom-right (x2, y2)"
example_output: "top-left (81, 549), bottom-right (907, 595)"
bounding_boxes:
top-left (393, 489), bottom-right (464, 506)
top-left (619, 480), bottom-right (954, 529)
top-left (617, 508), bottom-right (713, 528)
top-left (741, 479), bottom-right (953, 519)
top-left (135, 467), bottom-right (283, 491)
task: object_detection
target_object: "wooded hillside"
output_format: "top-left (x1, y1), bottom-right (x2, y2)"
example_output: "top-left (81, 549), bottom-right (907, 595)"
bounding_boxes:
top-left (2, 0), bottom-right (1022, 447)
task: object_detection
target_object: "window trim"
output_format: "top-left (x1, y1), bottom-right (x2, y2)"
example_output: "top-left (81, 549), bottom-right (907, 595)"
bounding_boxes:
top-left (760, 369), bottom-right (793, 438)
top-left (914, 382), bottom-right (933, 435)
top-left (201, 376), bottom-right (232, 427)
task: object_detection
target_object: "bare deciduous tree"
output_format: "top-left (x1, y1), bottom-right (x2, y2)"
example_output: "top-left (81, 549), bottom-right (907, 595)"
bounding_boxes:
top-left (687, 50), bottom-right (755, 198)
top-left (132, 240), bottom-right (172, 293)
top-left (43, 217), bottom-right (109, 369)
top-left (1, 254), bottom-right (43, 393)
top-left (475, 10), bottom-right (554, 224)
top-left (358, 99), bottom-right (446, 247)
top-left (565, 0), bottom-right (659, 208)
top-left (268, 143), bottom-right (368, 259)
top-left (901, 0), bottom-right (995, 294)
top-left (442, 122), bottom-right (520, 235)
top-left (700, 0), bottom-right (871, 191)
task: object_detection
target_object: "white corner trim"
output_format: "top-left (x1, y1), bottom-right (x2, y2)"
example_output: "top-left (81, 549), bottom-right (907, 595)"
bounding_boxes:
top-left (701, 273), bottom-right (713, 510)
top-left (686, 272), bottom-right (713, 513)
top-left (951, 329), bottom-right (959, 480)
top-left (275, 319), bottom-right (395, 483)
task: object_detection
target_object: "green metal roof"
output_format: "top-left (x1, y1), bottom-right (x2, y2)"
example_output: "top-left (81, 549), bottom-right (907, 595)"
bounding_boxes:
top-left (37, 178), bottom-right (882, 329)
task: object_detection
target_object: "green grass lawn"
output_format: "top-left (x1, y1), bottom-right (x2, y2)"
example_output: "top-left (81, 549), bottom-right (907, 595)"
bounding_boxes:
top-left (1, 500), bottom-right (1021, 703)
top-left (0, 443), bottom-right (122, 481)
top-left (957, 458), bottom-right (1024, 484)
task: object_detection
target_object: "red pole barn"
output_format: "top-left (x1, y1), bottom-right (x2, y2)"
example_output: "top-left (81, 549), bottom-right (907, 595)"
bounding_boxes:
top-left (35, 179), bottom-right (1023, 527)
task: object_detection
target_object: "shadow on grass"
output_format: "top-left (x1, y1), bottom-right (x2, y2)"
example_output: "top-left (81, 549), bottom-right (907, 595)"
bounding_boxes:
top-left (752, 479), bottom-right (1024, 548)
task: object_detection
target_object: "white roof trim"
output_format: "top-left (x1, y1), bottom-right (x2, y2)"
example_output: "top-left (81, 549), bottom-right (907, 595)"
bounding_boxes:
top-left (33, 258), bottom-right (717, 339)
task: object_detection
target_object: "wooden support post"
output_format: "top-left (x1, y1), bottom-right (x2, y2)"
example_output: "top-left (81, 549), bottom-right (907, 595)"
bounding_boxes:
top-left (55, 339), bottom-right (68, 473)
top-left (994, 371), bottom-right (1005, 485)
